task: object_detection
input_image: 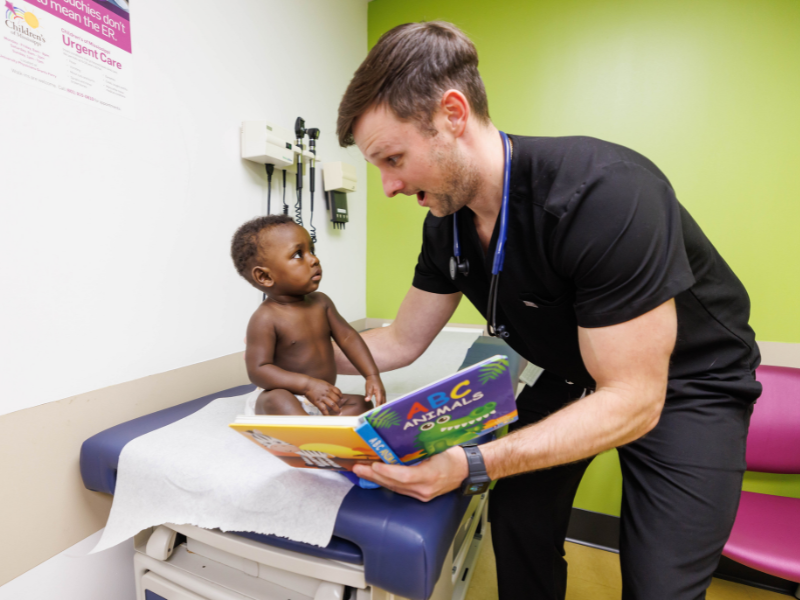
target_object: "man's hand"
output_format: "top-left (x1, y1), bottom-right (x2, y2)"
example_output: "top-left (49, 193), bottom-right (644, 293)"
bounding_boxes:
top-left (353, 446), bottom-right (469, 502)
top-left (365, 375), bottom-right (386, 406)
top-left (304, 379), bottom-right (343, 415)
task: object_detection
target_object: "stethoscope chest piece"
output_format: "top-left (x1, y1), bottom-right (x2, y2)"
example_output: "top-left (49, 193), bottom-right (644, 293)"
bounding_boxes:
top-left (449, 256), bottom-right (469, 280)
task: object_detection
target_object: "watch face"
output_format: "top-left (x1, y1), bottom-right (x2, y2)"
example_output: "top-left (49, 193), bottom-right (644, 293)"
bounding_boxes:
top-left (464, 481), bottom-right (491, 495)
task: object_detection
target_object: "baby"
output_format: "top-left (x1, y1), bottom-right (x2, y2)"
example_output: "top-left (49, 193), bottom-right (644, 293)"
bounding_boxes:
top-left (231, 215), bottom-right (385, 416)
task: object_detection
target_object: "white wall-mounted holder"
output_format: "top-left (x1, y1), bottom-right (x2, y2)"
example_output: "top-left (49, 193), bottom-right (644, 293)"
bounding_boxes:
top-left (285, 144), bottom-right (321, 176)
top-left (322, 162), bottom-right (356, 192)
top-left (241, 121), bottom-right (299, 168)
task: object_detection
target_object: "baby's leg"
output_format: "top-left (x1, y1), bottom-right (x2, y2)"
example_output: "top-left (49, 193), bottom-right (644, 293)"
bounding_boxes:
top-left (254, 390), bottom-right (308, 416)
top-left (339, 394), bottom-right (374, 416)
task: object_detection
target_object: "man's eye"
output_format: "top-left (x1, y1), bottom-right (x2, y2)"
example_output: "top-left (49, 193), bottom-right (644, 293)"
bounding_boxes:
top-left (387, 155), bottom-right (400, 166)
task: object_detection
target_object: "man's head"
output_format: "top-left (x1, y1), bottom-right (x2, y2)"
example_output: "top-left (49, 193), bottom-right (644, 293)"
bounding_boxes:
top-left (337, 21), bottom-right (489, 147)
top-left (231, 215), bottom-right (322, 296)
top-left (337, 22), bottom-right (494, 217)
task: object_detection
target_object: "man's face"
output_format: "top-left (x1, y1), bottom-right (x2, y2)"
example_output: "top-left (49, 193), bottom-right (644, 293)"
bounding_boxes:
top-left (257, 224), bottom-right (322, 295)
top-left (353, 104), bottom-right (479, 217)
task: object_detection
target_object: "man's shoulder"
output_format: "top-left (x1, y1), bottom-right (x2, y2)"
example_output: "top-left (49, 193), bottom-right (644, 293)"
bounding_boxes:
top-left (513, 135), bottom-right (669, 218)
top-left (515, 135), bottom-right (646, 169)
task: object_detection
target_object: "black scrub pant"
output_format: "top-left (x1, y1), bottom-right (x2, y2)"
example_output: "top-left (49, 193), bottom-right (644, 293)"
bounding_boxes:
top-left (489, 372), bottom-right (754, 600)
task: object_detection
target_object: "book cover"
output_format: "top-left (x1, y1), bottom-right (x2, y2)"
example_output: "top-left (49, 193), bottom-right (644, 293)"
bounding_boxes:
top-left (231, 419), bottom-right (382, 471)
top-left (230, 354), bottom-right (518, 470)
top-left (365, 355), bottom-right (518, 464)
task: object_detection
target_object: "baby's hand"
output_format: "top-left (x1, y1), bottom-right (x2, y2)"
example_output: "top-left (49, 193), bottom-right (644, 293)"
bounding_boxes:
top-left (304, 379), bottom-right (343, 416)
top-left (365, 375), bottom-right (386, 406)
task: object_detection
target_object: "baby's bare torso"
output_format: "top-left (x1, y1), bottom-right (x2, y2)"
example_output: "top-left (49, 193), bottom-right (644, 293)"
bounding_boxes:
top-left (258, 293), bottom-right (337, 384)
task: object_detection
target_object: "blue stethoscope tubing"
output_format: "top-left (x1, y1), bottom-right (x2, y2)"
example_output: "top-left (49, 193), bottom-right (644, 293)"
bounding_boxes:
top-left (451, 130), bottom-right (511, 338)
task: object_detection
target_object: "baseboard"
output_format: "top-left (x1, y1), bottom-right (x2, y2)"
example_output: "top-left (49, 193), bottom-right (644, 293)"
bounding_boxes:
top-left (757, 341), bottom-right (800, 369)
top-left (566, 508), bottom-right (798, 596)
top-left (714, 556), bottom-right (798, 595)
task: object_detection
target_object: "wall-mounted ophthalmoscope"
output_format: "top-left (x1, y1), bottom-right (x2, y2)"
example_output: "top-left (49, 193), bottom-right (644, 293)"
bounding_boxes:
top-left (294, 117), bottom-right (306, 227)
top-left (306, 127), bottom-right (320, 243)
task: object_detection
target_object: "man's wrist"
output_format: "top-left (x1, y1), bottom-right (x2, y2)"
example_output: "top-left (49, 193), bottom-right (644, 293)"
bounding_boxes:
top-left (480, 442), bottom-right (497, 480)
top-left (459, 445), bottom-right (491, 495)
top-left (450, 445), bottom-right (470, 481)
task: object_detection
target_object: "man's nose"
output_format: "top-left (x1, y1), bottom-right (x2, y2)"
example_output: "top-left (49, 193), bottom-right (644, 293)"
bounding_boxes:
top-left (381, 171), bottom-right (403, 197)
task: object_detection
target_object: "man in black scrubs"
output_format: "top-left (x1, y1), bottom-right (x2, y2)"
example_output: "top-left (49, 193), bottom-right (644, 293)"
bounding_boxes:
top-left (334, 21), bottom-right (761, 600)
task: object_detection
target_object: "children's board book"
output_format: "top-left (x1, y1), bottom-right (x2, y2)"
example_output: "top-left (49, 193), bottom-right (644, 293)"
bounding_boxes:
top-left (230, 354), bottom-right (518, 471)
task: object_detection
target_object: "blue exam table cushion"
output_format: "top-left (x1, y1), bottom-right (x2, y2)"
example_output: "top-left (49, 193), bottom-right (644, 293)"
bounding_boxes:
top-left (81, 338), bottom-right (521, 600)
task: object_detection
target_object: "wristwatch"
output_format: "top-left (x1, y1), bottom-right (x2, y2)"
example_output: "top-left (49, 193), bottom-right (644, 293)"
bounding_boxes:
top-left (460, 444), bottom-right (491, 495)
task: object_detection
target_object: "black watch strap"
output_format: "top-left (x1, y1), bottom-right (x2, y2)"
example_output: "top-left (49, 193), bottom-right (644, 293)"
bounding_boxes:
top-left (460, 444), bottom-right (491, 495)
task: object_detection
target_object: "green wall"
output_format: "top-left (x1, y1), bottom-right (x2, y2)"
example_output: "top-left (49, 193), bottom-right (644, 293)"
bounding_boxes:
top-left (366, 0), bottom-right (800, 514)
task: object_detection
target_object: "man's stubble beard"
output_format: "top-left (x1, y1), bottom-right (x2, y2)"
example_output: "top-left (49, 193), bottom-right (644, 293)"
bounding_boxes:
top-left (429, 143), bottom-right (481, 217)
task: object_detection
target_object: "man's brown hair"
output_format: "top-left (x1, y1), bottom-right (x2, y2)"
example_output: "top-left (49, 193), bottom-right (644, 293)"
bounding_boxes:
top-left (337, 21), bottom-right (490, 147)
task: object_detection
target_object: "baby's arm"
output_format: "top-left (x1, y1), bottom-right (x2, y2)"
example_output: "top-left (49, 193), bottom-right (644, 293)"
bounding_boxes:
top-left (322, 295), bottom-right (387, 406)
top-left (245, 309), bottom-right (343, 415)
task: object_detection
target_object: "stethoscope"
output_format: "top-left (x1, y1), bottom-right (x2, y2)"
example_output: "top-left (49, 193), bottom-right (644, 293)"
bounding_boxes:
top-left (449, 130), bottom-right (511, 339)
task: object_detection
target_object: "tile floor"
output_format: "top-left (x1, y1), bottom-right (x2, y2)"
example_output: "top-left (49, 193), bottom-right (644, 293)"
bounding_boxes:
top-left (464, 530), bottom-right (788, 600)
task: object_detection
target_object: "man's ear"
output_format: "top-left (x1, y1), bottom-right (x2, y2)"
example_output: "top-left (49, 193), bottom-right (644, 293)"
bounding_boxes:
top-left (439, 89), bottom-right (470, 138)
top-left (252, 266), bottom-right (274, 288)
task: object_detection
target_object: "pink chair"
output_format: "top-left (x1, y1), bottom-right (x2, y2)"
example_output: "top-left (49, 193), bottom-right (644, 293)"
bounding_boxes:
top-left (723, 365), bottom-right (800, 597)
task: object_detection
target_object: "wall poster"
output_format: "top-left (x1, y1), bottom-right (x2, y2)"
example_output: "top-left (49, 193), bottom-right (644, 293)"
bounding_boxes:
top-left (1, 0), bottom-right (132, 117)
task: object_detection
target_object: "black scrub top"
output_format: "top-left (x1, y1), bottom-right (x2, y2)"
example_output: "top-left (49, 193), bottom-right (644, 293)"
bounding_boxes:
top-left (413, 135), bottom-right (761, 405)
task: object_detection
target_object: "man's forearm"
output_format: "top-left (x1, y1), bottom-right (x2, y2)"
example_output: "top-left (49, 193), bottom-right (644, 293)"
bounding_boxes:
top-left (482, 386), bottom-right (664, 480)
top-left (334, 326), bottom-right (418, 374)
top-left (336, 288), bottom-right (461, 375)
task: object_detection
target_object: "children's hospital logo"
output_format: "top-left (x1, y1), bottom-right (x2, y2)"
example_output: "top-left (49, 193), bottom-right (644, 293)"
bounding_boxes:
top-left (5, 1), bottom-right (45, 43)
top-left (5, 2), bottom-right (39, 28)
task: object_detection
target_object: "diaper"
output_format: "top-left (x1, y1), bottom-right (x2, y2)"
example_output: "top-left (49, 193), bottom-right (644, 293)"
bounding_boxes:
top-left (243, 388), bottom-right (322, 416)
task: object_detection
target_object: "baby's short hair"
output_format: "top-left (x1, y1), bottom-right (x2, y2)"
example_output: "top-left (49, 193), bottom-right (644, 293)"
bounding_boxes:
top-left (231, 214), bottom-right (295, 282)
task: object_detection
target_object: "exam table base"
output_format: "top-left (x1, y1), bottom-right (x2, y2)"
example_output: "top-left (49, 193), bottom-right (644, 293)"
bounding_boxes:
top-left (134, 495), bottom-right (488, 600)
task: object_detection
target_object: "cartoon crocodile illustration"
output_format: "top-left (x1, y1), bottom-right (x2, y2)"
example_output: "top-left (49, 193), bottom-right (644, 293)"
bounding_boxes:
top-left (414, 402), bottom-right (497, 456)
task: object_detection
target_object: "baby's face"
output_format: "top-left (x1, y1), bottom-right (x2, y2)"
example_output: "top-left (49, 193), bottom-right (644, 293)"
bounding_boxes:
top-left (259, 224), bottom-right (322, 295)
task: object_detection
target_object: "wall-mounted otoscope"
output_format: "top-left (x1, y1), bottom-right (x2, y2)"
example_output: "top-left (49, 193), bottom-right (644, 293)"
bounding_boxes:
top-left (294, 117), bottom-right (306, 227)
top-left (307, 127), bottom-right (320, 243)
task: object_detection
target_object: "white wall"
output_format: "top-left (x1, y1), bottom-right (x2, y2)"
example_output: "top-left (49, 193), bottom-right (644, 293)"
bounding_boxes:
top-left (0, 530), bottom-right (135, 600)
top-left (0, 0), bottom-right (369, 416)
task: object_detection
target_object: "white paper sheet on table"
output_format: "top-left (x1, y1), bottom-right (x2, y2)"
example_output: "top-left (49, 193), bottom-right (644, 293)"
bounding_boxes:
top-left (92, 329), bottom-right (482, 554)
top-left (92, 393), bottom-right (352, 553)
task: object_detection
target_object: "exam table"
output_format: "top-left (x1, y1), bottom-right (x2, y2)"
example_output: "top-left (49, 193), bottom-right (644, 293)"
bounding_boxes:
top-left (80, 337), bottom-right (522, 600)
